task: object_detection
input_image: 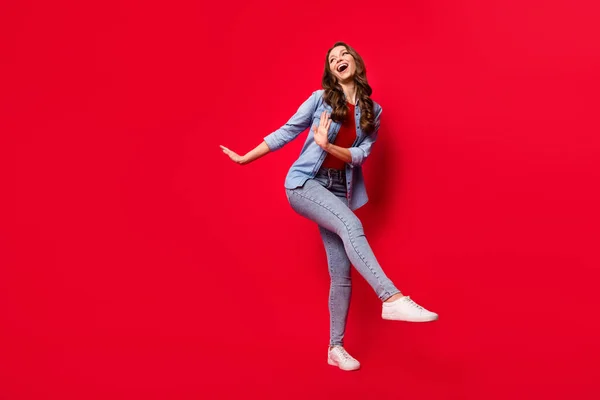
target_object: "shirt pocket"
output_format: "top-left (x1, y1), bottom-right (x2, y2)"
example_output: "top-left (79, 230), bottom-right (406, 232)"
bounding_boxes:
top-left (312, 106), bottom-right (336, 139)
top-left (312, 108), bottom-right (327, 126)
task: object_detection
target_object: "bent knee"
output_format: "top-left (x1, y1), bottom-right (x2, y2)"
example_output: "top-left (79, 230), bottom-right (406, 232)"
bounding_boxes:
top-left (343, 217), bottom-right (364, 237)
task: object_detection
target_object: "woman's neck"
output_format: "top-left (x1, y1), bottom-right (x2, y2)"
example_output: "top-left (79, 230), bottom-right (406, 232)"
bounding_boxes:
top-left (340, 82), bottom-right (357, 104)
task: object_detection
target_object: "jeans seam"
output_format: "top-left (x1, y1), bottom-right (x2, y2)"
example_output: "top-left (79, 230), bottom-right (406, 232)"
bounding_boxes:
top-left (288, 189), bottom-right (387, 291)
top-left (330, 290), bottom-right (334, 342)
top-left (322, 229), bottom-right (350, 346)
top-left (323, 233), bottom-right (336, 344)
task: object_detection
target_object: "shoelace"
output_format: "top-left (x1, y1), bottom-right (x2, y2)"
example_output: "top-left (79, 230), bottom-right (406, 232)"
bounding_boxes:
top-left (404, 296), bottom-right (425, 311)
top-left (333, 347), bottom-right (354, 362)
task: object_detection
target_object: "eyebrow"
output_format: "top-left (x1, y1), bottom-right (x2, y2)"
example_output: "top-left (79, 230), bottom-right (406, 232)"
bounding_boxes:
top-left (329, 50), bottom-right (347, 62)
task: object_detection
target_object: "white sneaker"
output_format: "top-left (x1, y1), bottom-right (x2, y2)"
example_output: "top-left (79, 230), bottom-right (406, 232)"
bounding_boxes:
top-left (382, 295), bottom-right (439, 322)
top-left (327, 346), bottom-right (360, 371)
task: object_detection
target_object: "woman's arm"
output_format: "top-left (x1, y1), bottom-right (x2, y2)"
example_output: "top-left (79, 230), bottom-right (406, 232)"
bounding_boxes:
top-left (220, 90), bottom-right (320, 166)
top-left (219, 141), bottom-right (270, 165)
top-left (263, 90), bottom-right (320, 151)
top-left (347, 105), bottom-right (382, 167)
top-left (321, 143), bottom-right (352, 164)
top-left (312, 111), bottom-right (352, 164)
top-left (313, 106), bottom-right (382, 167)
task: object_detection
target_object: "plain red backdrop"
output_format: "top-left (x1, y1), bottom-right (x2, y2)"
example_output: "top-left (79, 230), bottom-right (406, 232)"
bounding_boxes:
top-left (2, 0), bottom-right (600, 398)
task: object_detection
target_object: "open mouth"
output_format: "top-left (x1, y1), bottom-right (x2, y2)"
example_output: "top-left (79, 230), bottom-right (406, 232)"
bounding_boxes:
top-left (337, 63), bottom-right (349, 73)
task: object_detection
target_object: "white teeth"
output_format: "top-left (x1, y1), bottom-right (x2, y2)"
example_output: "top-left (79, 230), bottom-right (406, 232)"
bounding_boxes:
top-left (337, 63), bottom-right (348, 72)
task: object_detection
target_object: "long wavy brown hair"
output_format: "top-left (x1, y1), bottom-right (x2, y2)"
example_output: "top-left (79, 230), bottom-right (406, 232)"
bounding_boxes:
top-left (322, 42), bottom-right (376, 135)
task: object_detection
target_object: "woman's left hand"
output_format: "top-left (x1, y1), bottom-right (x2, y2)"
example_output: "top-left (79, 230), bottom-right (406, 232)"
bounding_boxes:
top-left (220, 145), bottom-right (246, 165)
top-left (312, 111), bottom-right (331, 150)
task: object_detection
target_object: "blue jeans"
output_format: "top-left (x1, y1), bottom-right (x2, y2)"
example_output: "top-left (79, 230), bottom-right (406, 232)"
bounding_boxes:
top-left (285, 167), bottom-right (401, 346)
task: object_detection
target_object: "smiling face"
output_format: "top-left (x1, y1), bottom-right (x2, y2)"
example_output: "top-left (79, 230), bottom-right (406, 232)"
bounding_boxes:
top-left (328, 45), bottom-right (356, 83)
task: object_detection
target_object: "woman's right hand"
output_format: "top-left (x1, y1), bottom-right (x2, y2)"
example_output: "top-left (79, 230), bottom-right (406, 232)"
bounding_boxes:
top-left (220, 145), bottom-right (246, 165)
top-left (312, 111), bottom-right (331, 150)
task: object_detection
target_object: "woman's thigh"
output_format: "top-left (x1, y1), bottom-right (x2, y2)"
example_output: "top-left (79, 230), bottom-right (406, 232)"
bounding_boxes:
top-left (285, 179), bottom-right (362, 238)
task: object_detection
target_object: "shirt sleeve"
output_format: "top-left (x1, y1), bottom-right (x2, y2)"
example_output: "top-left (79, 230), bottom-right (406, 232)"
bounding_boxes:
top-left (263, 91), bottom-right (319, 152)
top-left (348, 104), bottom-right (382, 167)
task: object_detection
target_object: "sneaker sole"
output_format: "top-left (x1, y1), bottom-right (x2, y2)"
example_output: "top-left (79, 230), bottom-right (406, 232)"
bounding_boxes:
top-left (382, 312), bottom-right (439, 322)
top-left (327, 356), bottom-right (360, 371)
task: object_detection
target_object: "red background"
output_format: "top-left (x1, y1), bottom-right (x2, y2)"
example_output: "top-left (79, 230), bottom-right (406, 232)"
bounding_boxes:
top-left (2, 0), bottom-right (600, 398)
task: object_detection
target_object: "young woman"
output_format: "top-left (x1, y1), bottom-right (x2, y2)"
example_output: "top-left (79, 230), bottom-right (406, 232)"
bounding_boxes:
top-left (220, 42), bottom-right (438, 371)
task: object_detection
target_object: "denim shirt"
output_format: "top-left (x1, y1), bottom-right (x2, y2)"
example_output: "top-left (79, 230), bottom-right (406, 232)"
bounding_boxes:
top-left (263, 89), bottom-right (382, 211)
